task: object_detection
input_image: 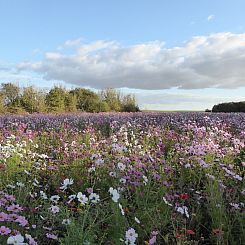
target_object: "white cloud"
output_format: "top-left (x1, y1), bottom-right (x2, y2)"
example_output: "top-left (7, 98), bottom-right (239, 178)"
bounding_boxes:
top-left (17, 32), bottom-right (245, 90)
top-left (207, 14), bottom-right (215, 21)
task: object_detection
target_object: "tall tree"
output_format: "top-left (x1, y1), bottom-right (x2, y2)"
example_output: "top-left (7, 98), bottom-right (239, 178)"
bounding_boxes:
top-left (21, 86), bottom-right (46, 113)
top-left (1, 83), bottom-right (20, 106)
top-left (45, 86), bottom-right (67, 112)
top-left (121, 94), bottom-right (139, 112)
top-left (70, 88), bottom-right (101, 112)
top-left (100, 88), bottom-right (122, 112)
top-left (65, 93), bottom-right (77, 112)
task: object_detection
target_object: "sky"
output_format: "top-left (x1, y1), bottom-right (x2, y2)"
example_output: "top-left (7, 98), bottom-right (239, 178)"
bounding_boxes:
top-left (0, 0), bottom-right (245, 110)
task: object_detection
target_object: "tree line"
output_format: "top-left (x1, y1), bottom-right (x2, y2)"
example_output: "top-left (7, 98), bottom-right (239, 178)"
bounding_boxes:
top-left (0, 83), bottom-right (140, 114)
top-left (211, 101), bottom-right (245, 112)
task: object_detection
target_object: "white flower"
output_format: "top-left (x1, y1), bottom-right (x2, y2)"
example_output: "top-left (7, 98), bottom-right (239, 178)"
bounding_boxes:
top-left (134, 217), bottom-right (140, 224)
top-left (162, 197), bottom-right (173, 207)
top-left (62, 219), bottom-right (71, 225)
top-left (120, 178), bottom-right (126, 184)
top-left (50, 195), bottom-right (60, 204)
top-left (89, 193), bottom-right (100, 204)
top-left (125, 228), bottom-right (138, 245)
top-left (40, 191), bottom-right (48, 200)
top-left (109, 171), bottom-right (117, 177)
top-left (176, 206), bottom-right (189, 218)
top-left (6, 184), bottom-right (16, 189)
top-left (118, 162), bottom-right (126, 171)
top-left (49, 205), bottom-right (60, 214)
top-left (77, 192), bottom-right (88, 205)
top-left (119, 203), bottom-right (125, 215)
top-left (109, 188), bottom-right (120, 203)
top-left (60, 178), bottom-right (74, 190)
top-left (67, 194), bottom-right (76, 203)
top-left (25, 234), bottom-right (37, 245)
top-left (142, 175), bottom-right (148, 185)
top-left (88, 167), bottom-right (95, 173)
top-left (7, 234), bottom-right (27, 245)
top-left (16, 182), bottom-right (25, 187)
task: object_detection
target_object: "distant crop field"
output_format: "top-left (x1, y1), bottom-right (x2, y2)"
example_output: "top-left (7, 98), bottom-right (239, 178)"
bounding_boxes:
top-left (0, 112), bottom-right (244, 244)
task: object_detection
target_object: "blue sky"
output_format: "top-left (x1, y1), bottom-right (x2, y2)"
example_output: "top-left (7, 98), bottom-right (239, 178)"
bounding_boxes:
top-left (0, 0), bottom-right (245, 110)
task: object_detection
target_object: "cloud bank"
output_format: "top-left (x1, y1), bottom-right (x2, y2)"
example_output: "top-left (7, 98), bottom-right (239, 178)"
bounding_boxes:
top-left (17, 32), bottom-right (245, 90)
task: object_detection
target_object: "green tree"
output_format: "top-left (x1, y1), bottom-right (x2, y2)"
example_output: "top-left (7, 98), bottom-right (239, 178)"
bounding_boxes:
top-left (0, 92), bottom-right (5, 113)
top-left (100, 88), bottom-right (122, 112)
top-left (65, 93), bottom-right (77, 112)
top-left (45, 86), bottom-right (67, 112)
top-left (121, 94), bottom-right (139, 112)
top-left (1, 83), bottom-right (20, 106)
top-left (21, 86), bottom-right (46, 113)
top-left (70, 88), bottom-right (101, 112)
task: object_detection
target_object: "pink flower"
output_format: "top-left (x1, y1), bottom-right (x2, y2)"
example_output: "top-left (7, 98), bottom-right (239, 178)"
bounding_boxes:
top-left (0, 226), bottom-right (11, 235)
top-left (15, 216), bottom-right (29, 227)
top-left (0, 212), bottom-right (8, 221)
top-left (7, 204), bottom-right (23, 213)
top-left (46, 233), bottom-right (58, 240)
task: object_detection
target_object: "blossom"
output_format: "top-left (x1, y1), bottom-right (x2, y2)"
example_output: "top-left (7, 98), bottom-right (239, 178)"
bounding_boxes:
top-left (25, 234), bottom-right (38, 245)
top-left (7, 204), bottom-right (23, 213)
top-left (119, 203), bottom-right (125, 215)
top-left (162, 197), bottom-right (172, 206)
top-left (60, 178), bottom-right (74, 190)
top-left (77, 192), bottom-right (88, 205)
top-left (179, 193), bottom-right (189, 200)
top-left (50, 195), bottom-right (60, 203)
top-left (7, 234), bottom-right (27, 245)
top-left (89, 193), bottom-right (100, 204)
top-left (62, 219), bottom-right (71, 225)
top-left (176, 206), bottom-right (189, 218)
top-left (0, 212), bottom-right (8, 221)
top-left (109, 187), bottom-right (120, 203)
top-left (49, 205), bottom-right (60, 214)
top-left (118, 162), bottom-right (126, 171)
top-left (0, 225), bottom-right (11, 235)
top-left (125, 228), bottom-right (138, 245)
top-left (142, 175), bottom-right (148, 185)
top-left (186, 229), bottom-right (195, 235)
top-left (46, 233), bottom-right (58, 240)
top-left (134, 217), bottom-right (140, 224)
top-left (15, 215), bottom-right (29, 227)
top-left (40, 191), bottom-right (48, 200)
top-left (67, 194), bottom-right (76, 203)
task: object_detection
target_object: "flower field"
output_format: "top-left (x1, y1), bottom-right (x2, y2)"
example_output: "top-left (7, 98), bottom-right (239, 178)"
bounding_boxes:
top-left (0, 112), bottom-right (244, 245)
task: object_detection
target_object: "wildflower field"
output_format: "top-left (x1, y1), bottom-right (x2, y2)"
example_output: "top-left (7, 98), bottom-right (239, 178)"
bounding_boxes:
top-left (0, 112), bottom-right (244, 245)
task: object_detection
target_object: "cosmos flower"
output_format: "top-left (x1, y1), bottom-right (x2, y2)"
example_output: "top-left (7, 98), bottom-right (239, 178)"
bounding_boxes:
top-left (109, 188), bottom-right (120, 203)
top-left (7, 234), bottom-right (27, 245)
top-left (125, 228), bottom-right (138, 245)
top-left (89, 193), bottom-right (100, 204)
top-left (60, 178), bottom-right (74, 190)
top-left (77, 192), bottom-right (88, 205)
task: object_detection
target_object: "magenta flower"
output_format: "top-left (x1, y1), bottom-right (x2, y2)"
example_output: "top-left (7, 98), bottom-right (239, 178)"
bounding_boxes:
top-left (0, 226), bottom-right (11, 235)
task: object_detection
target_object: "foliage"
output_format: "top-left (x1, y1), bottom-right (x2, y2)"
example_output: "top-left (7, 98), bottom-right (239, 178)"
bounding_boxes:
top-left (0, 83), bottom-right (139, 113)
top-left (212, 101), bottom-right (245, 113)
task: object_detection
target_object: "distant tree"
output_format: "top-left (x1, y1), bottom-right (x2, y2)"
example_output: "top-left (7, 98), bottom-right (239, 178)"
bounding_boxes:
top-left (21, 86), bottom-right (46, 113)
top-left (70, 88), bottom-right (101, 112)
top-left (65, 93), bottom-right (77, 112)
top-left (97, 101), bottom-right (110, 112)
top-left (1, 83), bottom-right (20, 106)
top-left (212, 101), bottom-right (245, 112)
top-left (205, 109), bottom-right (211, 112)
top-left (0, 92), bottom-right (5, 113)
top-left (46, 86), bottom-right (67, 112)
top-left (121, 94), bottom-right (140, 112)
top-left (100, 88), bottom-right (122, 112)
